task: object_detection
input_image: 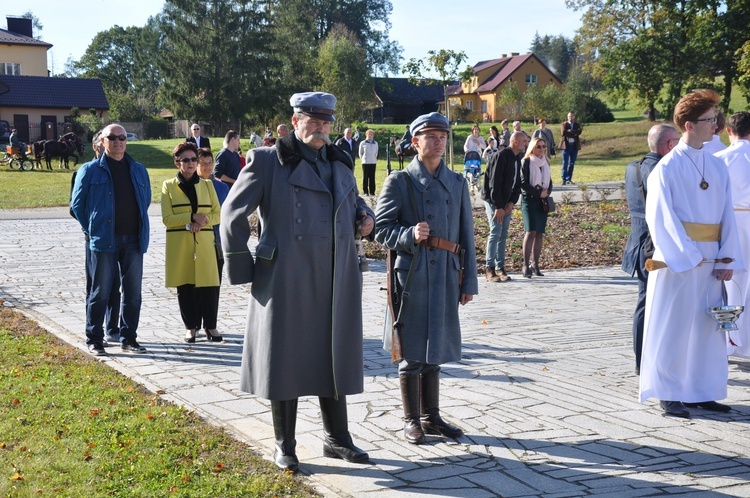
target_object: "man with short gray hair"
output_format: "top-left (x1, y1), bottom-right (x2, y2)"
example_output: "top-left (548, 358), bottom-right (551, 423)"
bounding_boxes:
top-left (622, 123), bottom-right (680, 375)
top-left (71, 124), bottom-right (151, 355)
top-left (186, 123), bottom-right (210, 151)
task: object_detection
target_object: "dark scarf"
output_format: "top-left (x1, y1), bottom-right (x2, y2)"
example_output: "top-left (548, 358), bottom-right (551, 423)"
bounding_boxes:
top-left (177, 172), bottom-right (200, 213)
top-left (275, 131), bottom-right (353, 171)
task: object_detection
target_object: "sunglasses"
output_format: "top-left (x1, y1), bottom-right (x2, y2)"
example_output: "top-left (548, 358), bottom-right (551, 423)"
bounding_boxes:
top-left (177, 157), bottom-right (199, 163)
top-left (536, 144), bottom-right (547, 149)
top-left (105, 134), bottom-right (127, 141)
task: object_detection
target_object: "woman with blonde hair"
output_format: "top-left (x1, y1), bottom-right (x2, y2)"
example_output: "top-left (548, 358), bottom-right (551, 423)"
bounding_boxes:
top-left (520, 137), bottom-right (553, 278)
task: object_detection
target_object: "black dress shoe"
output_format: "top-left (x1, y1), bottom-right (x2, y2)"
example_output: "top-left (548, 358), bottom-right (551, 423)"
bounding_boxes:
top-left (660, 400), bottom-right (690, 418)
top-left (683, 401), bottom-right (732, 412)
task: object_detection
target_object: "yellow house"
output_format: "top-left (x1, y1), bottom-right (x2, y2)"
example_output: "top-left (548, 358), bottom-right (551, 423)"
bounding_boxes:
top-left (448, 52), bottom-right (563, 122)
top-left (0, 17), bottom-right (109, 143)
top-left (0, 17), bottom-right (51, 77)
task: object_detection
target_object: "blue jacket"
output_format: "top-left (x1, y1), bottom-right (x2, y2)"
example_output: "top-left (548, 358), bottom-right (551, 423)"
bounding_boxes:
top-left (71, 153), bottom-right (151, 254)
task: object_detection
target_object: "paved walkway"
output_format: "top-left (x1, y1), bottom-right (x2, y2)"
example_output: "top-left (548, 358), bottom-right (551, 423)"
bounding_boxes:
top-left (2, 208), bottom-right (750, 497)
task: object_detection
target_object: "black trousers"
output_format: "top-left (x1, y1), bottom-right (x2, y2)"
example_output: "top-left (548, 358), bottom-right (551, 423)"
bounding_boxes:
top-left (176, 284), bottom-right (220, 330)
top-left (362, 163), bottom-right (376, 195)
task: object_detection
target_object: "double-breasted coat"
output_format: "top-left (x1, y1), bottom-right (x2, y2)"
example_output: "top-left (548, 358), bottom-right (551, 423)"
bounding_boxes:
top-left (220, 133), bottom-right (374, 400)
top-left (375, 158), bottom-right (478, 364)
top-left (161, 176), bottom-right (221, 288)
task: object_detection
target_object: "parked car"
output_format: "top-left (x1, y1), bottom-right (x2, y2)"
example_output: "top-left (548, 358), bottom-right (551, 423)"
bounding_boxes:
top-left (126, 132), bottom-right (139, 141)
top-left (0, 120), bottom-right (11, 143)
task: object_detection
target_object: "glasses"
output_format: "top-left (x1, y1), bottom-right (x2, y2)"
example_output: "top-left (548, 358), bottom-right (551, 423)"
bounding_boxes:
top-left (192, 128), bottom-right (200, 131)
top-left (536, 144), bottom-right (547, 149)
top-left (105, 134), bottom-right (127, 141)
top-left (694, 116), bottom-right (717, 124)
top-left (177, 157), bottom-right (199, 163)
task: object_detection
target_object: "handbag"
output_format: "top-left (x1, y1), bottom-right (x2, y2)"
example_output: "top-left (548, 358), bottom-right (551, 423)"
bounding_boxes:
top-left (543, 196), bottom-right (555, 213)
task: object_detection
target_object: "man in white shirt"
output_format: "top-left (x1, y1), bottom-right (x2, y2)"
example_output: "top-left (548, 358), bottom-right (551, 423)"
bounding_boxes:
top-left (703, 109), bottom-right (727, 155)
top-left (186, 123), bottom-right (211, 151)
top-left (640, 89), bottom-right (743, 418)
top-left (716, 111), bottom-right (750, 358)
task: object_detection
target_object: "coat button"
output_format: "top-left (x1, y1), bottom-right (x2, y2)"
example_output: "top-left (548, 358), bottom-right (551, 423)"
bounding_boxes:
top-left (428, 214), bottom-right (433, 220)
top-left (296, 236), bottom-right (302, 240)
top-left (426, 200), bottom-right (431, 204)
top-left (296, 202), bottom-right (302, 207)
top-left (431, 260), bottom-right (435, 265)
top-left (296, 218), bottom-right (302, 223)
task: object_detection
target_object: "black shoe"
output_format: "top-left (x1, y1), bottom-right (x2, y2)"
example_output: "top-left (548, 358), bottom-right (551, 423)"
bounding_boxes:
top-left (660, 400), bottom-right (690, 418)
top-left (683, 401), bottom-right (732, 412)
top-left (522, 265), bottom-right (532, 278)
top-left (184, 329), bottom-right (196, 344)
top-left (87, 343), bottom-right (107, 356)
top-left (121, 339), bottom-right (147, 354)
top-left (205, 329), bottom-right (223, 342)
top-left (530, 264), bottom-right (544, 277)
top-left (323, 433), bottom-right (369, 463)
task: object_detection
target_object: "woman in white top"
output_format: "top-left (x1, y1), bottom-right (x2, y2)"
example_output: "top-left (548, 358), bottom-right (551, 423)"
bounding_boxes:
top-left (464, 125), bottom-right (486, 154)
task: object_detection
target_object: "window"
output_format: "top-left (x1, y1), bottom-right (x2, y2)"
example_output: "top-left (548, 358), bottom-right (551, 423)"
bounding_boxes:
top-left (525, 74), bottom-right (537, 85)
top-left (1, 63), bottom-right (21, 75)
top-left (481, 101), bottom-right (487, 113)
top-left (466, 100), bottom-right (473, 111)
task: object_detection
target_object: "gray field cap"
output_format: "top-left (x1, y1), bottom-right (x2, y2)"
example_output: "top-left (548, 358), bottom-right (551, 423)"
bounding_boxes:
top-left (290, 92), bottom-right (337, 122)
top-left (410, 112), bottom-right (450, 135)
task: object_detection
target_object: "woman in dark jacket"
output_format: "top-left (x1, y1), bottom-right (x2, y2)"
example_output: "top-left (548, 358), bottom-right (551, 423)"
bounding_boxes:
top-left (520, 137), bottom-right (553, 278)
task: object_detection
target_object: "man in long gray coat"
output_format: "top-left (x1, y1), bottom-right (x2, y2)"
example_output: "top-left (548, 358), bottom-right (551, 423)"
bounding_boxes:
top-left (221, 92), bottom-right (374, 473)
top-left (375, 112), bottom-right (478, 444)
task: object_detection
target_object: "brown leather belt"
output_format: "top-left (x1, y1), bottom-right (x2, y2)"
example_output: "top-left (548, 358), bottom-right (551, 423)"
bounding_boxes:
top-left (419, 235), bottom-right (462, 254)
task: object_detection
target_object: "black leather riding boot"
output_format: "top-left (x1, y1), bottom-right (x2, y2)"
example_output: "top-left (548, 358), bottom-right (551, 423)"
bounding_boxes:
top-left (400, 374), bottom-right (426, 444)
top-left (319, 396), bottom-right (369, 463)
top-left (270, 399), bottom-right (299, 472)
top-left (420, 370), bottom-right (463, 438)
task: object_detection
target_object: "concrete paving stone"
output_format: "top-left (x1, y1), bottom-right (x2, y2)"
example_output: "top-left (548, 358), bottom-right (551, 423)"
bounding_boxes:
top-left (500, 466), bottom-right (586, 494)
top-left (584, 487), bottom-right (668, 498)
top-left (172, 385), bottom-right (240, 405)
top-left (462, 471), bottom-right (540, 497)
top-left (212, 397), bottom-right (268, 416)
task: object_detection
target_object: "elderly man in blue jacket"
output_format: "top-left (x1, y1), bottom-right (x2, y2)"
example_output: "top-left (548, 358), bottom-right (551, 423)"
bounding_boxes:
top-left (71, 123), bottom-right (151, 356)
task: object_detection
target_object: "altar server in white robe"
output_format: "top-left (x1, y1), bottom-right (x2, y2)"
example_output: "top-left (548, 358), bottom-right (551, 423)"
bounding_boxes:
top-left (716, 111), bottom-right (750, 358)
top-left (640, 89), bottom-right (744, 419)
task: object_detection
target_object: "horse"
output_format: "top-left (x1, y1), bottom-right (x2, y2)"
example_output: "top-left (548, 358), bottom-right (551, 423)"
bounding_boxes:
top-left (249, 132), bottom-right (263, 148)
top-left (31, 140), bottom-right (46, 169)
top-left (42, 133), bottom-right (84, 170)
top-left (392, 136), bottom-right (417, 170)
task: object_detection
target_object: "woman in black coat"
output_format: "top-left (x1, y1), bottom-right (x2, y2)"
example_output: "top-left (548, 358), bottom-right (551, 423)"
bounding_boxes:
top-left (520, 137), bottom-right (553, 277)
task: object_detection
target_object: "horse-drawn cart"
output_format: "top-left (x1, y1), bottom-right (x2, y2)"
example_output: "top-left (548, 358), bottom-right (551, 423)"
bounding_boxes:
top-left (0, 145), bottom-right (33, 171)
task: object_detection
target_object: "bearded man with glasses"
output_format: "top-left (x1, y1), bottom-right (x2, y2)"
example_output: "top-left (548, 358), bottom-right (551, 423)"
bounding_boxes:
top-left (71, 123), bottom-right (152, 355)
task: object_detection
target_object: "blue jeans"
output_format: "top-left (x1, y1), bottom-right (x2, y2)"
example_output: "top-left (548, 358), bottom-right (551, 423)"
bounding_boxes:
top-left (85, 242), bottom-right (120, 338)
top-left (484, 201), bottom-right (512, 270)
top-left (562, 146), bottom-right (578, 182)
top-left (86, 235), bottom-right (143, 345)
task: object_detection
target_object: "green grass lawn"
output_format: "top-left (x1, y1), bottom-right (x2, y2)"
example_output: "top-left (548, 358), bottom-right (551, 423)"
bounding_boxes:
top-left (0, 307), bottom-right (317, 497)
top-left (0, 118), bottom-right (663, 209)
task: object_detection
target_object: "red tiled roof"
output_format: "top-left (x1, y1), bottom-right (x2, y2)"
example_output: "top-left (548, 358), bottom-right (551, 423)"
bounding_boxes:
top-left (476, 53), bottom-right (534, 92)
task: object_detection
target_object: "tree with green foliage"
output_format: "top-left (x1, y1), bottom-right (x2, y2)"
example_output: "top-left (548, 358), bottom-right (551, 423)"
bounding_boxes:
top-left (158, 0), bottom-right (275, 129)
top-left (404, 49), bottom-right (474, 168)
top-left (530, 33), bottom-right (578, 82)
top-left (495, 81), bottom-right (525, 120)
top-left (316, 25), bottom-right (375, 129)
top-left (70, 23), bottom-right (162, 120)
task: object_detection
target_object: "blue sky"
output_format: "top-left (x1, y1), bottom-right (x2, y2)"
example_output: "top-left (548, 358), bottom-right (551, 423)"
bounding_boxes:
top-left (9, 0), bottom-right (583, 76)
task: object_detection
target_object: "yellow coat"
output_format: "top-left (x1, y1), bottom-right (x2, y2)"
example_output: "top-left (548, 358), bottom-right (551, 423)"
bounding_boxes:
top-left (161, 177), bottom-right (221, 288)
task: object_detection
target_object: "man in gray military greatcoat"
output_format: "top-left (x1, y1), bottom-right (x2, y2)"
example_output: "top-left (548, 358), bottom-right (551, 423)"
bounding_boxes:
top-left (375, 112), bottom-right (478, 444)
top-left (221, 92), bottom-right (374, 473)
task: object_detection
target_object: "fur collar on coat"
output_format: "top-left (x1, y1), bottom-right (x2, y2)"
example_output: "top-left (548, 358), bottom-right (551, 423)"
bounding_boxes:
top-left (275, 132), bottom-right (353, 171)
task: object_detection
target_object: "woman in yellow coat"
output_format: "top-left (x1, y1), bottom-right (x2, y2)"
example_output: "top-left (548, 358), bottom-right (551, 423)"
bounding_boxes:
top-left (162, 142), bottom-right (222, 343)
